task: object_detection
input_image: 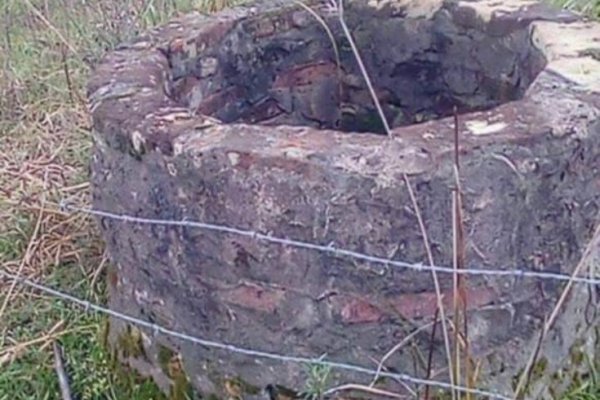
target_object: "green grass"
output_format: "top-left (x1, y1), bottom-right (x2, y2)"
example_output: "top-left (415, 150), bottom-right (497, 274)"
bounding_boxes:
top-left (552, 0), bottom-right (600, 17)
top-left (0, 266), bottom-right (167, 400)
top-left (0, 1), bottom-right (215, 399)
top-left (0, 0), bottom-right (598, 399)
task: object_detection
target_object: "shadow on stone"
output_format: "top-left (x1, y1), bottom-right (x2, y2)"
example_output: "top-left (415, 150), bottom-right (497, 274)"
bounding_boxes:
top-left (167, 0), bottom-right (548, 134)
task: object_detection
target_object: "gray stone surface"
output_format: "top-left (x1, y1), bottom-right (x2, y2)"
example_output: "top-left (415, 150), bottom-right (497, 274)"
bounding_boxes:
top-left (87, 0), bottom-right (600, 398)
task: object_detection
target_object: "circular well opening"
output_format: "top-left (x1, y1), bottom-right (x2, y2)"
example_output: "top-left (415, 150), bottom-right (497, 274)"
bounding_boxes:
top-left (168, 0), bottom-right (548, 134)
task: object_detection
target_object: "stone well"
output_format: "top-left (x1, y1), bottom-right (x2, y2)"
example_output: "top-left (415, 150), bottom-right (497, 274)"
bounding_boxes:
top-left (87, 0), bottom-right (600, 398)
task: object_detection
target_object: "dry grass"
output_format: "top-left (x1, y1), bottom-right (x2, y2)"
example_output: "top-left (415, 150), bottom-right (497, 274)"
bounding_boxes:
top-left (0, 1), bottom-right (229, 399)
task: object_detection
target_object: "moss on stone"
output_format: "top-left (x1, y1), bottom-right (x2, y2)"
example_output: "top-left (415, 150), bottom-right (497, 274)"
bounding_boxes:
top-left (99, 318), bottom-right (111, 349)
top-left (170, 371), bottom-right (195, 400)
top-left (531, 357), bottom-right (548, 382)
top-left (117, 324), bottom-right (147, 359)
top-left (570, 345), bottom-right (585, 367)
top-left (430, 388), bottom-right (453, 400)
top-left (224, 376), bottom-right (261, 397)
top-left (158, 344), bottom-right (177, 377)
top-left (512, 367), bottom-right (525, 392)
top-left (105, 345), bottom-right (168, 400)
top-left (155, 344), bottom-right (197, 399)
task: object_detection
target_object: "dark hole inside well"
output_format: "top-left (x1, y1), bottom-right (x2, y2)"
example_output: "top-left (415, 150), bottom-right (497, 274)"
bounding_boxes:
top-left (168, 1), bottom-right (547, 134)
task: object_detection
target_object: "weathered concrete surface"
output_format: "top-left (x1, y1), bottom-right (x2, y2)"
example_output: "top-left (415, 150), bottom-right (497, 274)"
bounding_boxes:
top-left (87, 0), bottom-right (600, 398)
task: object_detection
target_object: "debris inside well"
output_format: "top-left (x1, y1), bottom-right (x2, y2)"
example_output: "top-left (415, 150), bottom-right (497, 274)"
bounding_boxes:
top-left (167, 0), bottom-right (547, 134)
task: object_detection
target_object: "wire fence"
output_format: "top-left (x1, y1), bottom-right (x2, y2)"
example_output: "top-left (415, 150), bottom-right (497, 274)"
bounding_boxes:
top-left (0, 268), bottom-right (513, 400)
top-left (60, 200), bottom-right (600, 287)
top-left (2, 199), bottom-right (598, 400)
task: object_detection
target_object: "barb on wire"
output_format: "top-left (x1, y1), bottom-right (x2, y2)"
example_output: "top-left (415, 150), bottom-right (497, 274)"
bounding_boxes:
top-left (59, 202), bottom-right (600, 286)
top-left (0, 269), bottom-right (512, 400)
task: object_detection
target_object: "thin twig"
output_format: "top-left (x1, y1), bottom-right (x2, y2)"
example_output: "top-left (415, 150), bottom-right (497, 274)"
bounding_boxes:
top-left (585, 252), bottom-right (598, 324)
top-left (545, 227), bottom-right (600, 327)
top-left (329, 1), bottom-right (455, 394)
top-left (53, 341), bottom-right (74, 400)
top-left (0, 174), bottom-right (47, 319)
top-left (366, 358), bottom-right (418, 396)
top-left (514, 318), bottom-right (546, 400)
top-left (404, 176), bottom-right (456, 400)
top-left (60, 43), bottom-right (86, 107)
top-left (452, 106), bottom-right (469, 400)
top-left (455, 167), bottom-right (472, 400)
top-left (424, 307), bottom-right (440, 400)
top-left (370, 320), bottom-right (438, 387)
top-left (0, 320), bottom-right (65, 367)
top-left (22, 0), bottom-right (77, 55)
top-left (0, 323), bottom-right (93, 359)
top-left (453, 108), bottom-right (460, 169)
top-left (324, 383), bottom-right (409, 399)
top-left (512, 225), bottom-right (600, 399)
top-left (335, 0), bottom-right (391, 136)
top-left (452, 192), bottom-right (461, 400)
top-left (291, 0), bottom-right (343, 108)
top-left (0, 269), bottom-right (514, 400)
top-left (89, 251), bottom-right (108, 293)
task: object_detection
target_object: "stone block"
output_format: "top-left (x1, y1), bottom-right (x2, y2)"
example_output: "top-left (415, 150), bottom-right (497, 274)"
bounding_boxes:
top-left (87, 0), bottom-right (600, 398)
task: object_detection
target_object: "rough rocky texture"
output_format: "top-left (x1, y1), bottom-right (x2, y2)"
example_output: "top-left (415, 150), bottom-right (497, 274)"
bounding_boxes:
top-left (87, 0), bottom-right (600, 398)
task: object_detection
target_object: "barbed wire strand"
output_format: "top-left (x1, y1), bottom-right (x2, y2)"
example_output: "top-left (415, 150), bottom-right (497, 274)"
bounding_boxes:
top-left (60, 202), bottom-right (600, 286)
top-left (0, 269), bottom-right (512, 400)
